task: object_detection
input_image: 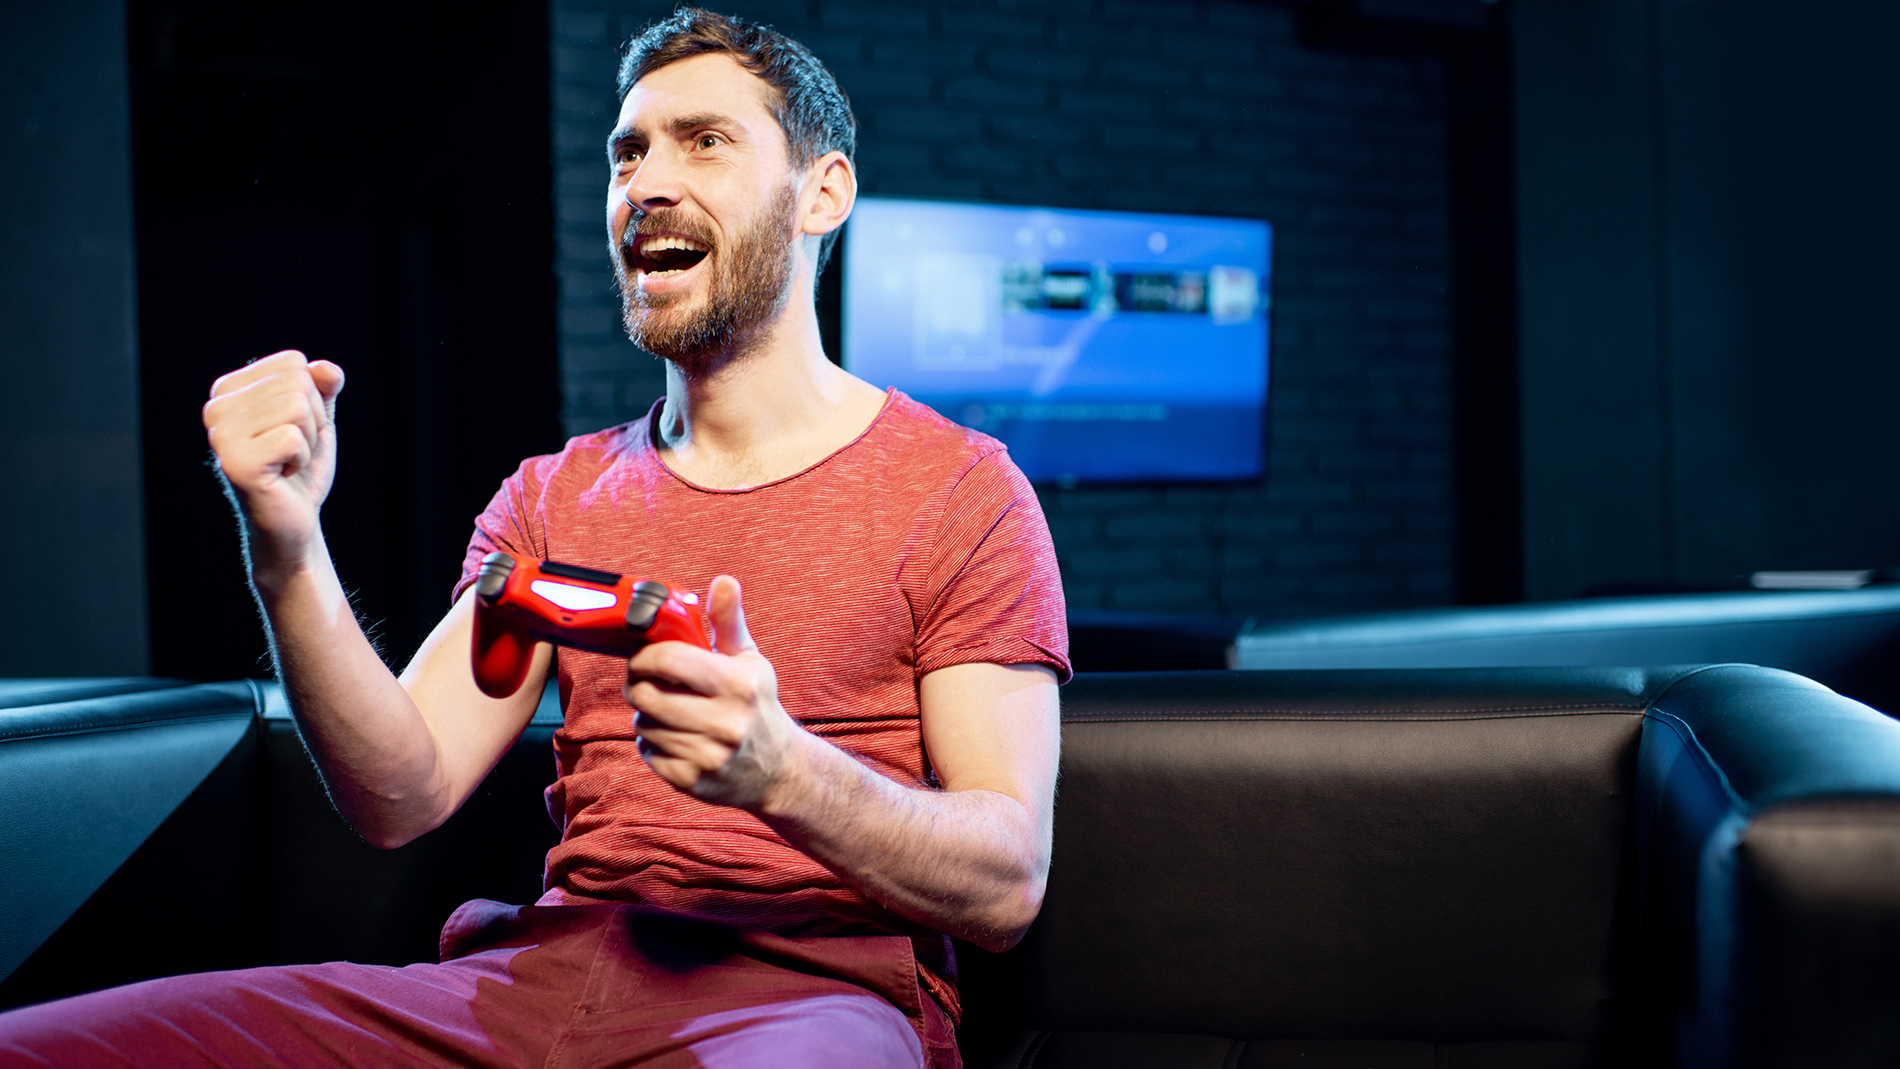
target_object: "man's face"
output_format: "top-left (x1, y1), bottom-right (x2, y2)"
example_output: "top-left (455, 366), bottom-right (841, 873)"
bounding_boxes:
top-left (606, 52), bottom-right (803, 369)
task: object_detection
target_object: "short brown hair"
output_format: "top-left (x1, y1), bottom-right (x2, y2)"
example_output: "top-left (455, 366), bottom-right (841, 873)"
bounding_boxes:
top-left (618, 10), bottom-right (857, 267)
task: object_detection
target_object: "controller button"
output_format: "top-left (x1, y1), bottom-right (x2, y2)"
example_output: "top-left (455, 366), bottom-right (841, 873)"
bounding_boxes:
top-left (627, 581), bottom-right (671, 631)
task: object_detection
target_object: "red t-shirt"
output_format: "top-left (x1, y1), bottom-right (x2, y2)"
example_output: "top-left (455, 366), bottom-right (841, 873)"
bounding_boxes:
top-left (455, 390), bottom-right (1069, 944)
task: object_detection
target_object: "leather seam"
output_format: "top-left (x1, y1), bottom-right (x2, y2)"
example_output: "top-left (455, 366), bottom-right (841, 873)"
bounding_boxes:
top-left (1642, 708), bottom-right (1750, 815)
top-left (1638, 662), bottom-right (1738, 706)
top-left (1643, 664), bottom-right (1768, 815)
top-left (1017, 1030), bottom-right (1052, 1069)
top-left (243, 677), bottom-right (268, 717)
top-left (0, 708), bottom-right (255, 744)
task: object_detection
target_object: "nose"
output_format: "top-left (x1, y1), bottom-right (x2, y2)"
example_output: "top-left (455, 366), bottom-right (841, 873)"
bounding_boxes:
top-left (620, 150), bottom-right (682, 215)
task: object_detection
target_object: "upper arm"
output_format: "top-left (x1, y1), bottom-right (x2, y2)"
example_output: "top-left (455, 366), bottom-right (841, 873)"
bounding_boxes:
top-left (918, 662), bottom-right (1061, 845)
top-left (398, 588), bottom-right (553, 826)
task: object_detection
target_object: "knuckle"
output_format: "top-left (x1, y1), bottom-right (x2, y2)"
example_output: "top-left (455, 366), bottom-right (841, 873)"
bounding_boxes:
top-left (275, 390), bottom-right (313, 421)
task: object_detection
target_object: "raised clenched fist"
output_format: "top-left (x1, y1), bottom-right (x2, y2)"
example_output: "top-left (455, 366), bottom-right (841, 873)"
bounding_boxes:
top-left (202, 350), bottom-right (346, 581)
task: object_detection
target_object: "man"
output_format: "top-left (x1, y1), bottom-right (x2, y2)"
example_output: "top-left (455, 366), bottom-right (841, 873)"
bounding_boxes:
top-left (0, 9), bottom-right (1066, 1068)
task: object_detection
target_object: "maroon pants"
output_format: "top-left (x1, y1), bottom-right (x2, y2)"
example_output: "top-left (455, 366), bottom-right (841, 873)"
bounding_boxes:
top-left (0, 900), bottom-right (959, 1069)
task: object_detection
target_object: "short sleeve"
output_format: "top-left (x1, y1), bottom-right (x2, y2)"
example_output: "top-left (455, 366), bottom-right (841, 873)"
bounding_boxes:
top-left (450, 455), bottom-right (552, 605)
top-left (914, 449), bottom-right (1071, 684)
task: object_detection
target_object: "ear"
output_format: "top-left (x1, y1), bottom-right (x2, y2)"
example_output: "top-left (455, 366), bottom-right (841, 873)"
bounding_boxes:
top-left (798, 151), bottom-right (856, 241)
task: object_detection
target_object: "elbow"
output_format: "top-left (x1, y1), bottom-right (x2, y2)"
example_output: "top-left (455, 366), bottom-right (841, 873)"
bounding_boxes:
top-left (969, 870), bottom-right (1048, 953)
top-left (359, 825), bottom-right (420, 851)
top-left (971, 911), bottom-right (1039, 953)
top-left (347, 809), bottom-right (423, 851)
top-left (973, 925), bottom-right (1029, 955)
top-left (337, 789), bottom-right (449, 851)
top-left (354, 800), bottom-right (454, 849)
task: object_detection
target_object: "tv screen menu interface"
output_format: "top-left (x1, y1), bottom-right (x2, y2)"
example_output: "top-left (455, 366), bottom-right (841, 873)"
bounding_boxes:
top-left (843, 197), bottom-right (1270, 483)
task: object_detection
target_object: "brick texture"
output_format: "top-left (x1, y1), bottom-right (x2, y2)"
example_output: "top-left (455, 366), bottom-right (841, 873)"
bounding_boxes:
top-left (550, 0), bottom-right (1453, 621)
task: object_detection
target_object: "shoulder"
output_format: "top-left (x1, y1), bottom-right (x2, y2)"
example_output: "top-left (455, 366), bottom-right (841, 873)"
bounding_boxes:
top-left (877, 392), bottom-right (996, 449)
top-left (864, 391), bottom-right (1019, 487)
top-left (502, 412), bottom-right (659, 501)
top-left (866, 395), bottom-right (1049, 557)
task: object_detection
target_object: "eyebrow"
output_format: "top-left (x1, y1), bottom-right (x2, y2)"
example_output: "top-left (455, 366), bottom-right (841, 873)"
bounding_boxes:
top-left (666, 112), bottom-right (741, 137)
top-left (606, 112), bottom-right (744, 160)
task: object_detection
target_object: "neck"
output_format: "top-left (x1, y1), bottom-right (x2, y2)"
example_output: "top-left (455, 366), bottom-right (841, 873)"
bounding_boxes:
top-left (654, 281), bottom-right (887, 490)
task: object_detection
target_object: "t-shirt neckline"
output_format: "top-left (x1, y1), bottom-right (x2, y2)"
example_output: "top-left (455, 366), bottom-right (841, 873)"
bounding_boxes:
top-left (644, 387), bottom-right (900, 495)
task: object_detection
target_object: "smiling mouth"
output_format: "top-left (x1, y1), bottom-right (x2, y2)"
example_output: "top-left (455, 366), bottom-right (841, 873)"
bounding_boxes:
top-left (636, 234), bottom-right (710, 277)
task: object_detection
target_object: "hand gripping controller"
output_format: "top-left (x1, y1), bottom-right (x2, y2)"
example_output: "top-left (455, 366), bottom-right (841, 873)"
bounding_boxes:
top-left (470, 551), bottom-right (710, 698)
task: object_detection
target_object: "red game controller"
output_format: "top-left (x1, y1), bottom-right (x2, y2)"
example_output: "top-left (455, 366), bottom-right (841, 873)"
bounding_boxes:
top-left (470, 551), bottom-right (710, 698)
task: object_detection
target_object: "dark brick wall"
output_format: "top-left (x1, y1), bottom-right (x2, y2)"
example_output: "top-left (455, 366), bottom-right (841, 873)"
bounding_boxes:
top-left (551, 0), bottom-right (1453, 621)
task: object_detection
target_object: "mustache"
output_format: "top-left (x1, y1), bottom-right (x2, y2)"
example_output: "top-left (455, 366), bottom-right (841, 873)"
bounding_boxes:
top-left (621, 207), bottom-right (717, 253)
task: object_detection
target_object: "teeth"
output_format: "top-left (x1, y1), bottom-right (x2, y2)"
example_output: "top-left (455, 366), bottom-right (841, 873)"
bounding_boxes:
top-left (640, 235), bottom-right (708, 254)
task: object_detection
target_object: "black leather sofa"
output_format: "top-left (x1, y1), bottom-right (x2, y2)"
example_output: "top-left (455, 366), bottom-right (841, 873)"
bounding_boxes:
top-left (4, 666), bottom-right (1899, 1068)
top-left (1231, 587), bottom-right (1900, 717)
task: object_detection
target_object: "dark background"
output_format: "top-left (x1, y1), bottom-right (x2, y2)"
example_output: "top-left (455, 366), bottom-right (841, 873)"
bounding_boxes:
top-left (2, 0), bottom-right (1896, 680)
top-left (1514, 0), bottom-right (1900, 601)
top-left (130, 0), bottom-right (563, 680)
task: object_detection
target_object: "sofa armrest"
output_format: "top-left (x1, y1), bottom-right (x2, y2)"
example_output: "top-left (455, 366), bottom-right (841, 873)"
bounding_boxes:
top-left (0, 681), bottom-right (260, 984)
top-left (1640, 664), bottom-right (1900, 1067)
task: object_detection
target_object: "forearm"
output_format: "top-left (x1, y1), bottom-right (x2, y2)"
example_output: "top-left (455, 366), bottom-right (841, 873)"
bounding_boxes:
top-left (206, 351), bottom-right (497, 847)
top-left (249, 526), bottom-right (452, 847)
top-left (757, 732), bottom-right (1048, 951)
top-left (626, 586), bottom-right (1058, 949)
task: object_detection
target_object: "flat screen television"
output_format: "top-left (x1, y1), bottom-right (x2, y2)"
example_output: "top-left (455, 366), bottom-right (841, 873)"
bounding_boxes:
top-left (842, 197), bottom-right (1271, 484)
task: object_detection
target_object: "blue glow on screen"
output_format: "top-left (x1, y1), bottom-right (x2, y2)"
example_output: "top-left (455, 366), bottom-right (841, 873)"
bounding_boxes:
top-left (843, 197), bottom-right (1271, 483)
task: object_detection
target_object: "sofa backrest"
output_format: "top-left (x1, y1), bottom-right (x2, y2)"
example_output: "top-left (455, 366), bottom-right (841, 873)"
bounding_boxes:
top-left (958, 667), bottom-right (1686, 1063)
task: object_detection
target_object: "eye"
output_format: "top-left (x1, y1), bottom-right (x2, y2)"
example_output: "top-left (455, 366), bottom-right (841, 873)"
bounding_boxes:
top-left (611, 143), bottom-right (643, 168)
top-left (697, 134), bottom-right (721, 150)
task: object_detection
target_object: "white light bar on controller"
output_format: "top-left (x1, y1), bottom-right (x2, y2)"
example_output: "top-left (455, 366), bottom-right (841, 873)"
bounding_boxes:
top-left (530, 580), bottom-right (619, 611)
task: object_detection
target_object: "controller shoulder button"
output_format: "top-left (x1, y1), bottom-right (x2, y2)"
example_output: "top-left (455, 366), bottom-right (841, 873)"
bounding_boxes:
top-left (475, 552), bottom-right (517, 601)
top-left (626, 581), bottom-right (671, 630)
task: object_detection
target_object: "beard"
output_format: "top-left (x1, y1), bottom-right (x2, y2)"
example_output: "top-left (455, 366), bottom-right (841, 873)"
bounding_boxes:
top-left (614, 184), bottom-right (800, 375)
